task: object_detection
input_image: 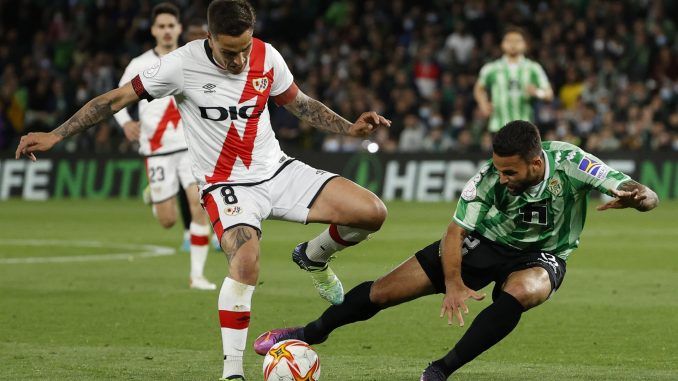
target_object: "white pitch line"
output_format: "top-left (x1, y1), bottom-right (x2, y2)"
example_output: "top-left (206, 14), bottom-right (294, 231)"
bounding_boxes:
top-left (0, 239), bottom-right (176, 264)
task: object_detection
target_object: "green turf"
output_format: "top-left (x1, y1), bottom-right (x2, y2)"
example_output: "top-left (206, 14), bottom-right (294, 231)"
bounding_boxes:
top-left (1, 199), bottom-right (677, 380)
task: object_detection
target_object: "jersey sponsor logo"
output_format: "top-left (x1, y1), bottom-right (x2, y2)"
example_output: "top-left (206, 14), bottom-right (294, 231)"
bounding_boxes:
top-left (578, 156), bottom-right (610, 180)
top-left (143, 60), bottom-right (161, 78)
top-left (202, 83), bottom-right (216, 93)
top-left (199, 105), bottom-right (261, 121)
top-left (252, 77), bottom-right (269, 94)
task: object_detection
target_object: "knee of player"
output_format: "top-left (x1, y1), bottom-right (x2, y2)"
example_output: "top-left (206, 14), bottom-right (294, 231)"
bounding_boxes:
top-left (157, 215), bottom-right (177, 229)
top-left (503, 282), bottom-right (548, 310)
top-left (368, 280), bottom-right (392, 307)
top-left (365, 197), bottom-right (388, 230)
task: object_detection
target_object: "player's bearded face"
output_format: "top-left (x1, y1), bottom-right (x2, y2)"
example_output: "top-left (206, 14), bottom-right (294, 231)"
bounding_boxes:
top-left (209, 30), bottom-right (254, 75)
top-left (493, 153), bottom-right (542, 195)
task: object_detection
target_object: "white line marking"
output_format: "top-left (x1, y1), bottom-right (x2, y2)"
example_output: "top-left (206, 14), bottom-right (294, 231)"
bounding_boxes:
top-left (0, 239), bottom-right (176, 264)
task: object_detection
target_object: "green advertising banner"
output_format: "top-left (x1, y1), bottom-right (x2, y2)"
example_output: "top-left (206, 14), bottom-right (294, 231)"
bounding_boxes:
top-left (1, 153), bottom-right (677, 201)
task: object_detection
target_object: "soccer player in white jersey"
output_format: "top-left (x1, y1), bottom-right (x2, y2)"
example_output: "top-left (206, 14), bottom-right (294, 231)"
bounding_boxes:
top-left (113, 3), bottom-right (215, 291)
top-left (16, 1), bottom-right (390, 379)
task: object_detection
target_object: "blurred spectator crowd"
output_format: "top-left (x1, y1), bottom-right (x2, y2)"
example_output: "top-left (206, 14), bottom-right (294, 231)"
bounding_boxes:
top-left (0, 0), bottom-right (676, 154)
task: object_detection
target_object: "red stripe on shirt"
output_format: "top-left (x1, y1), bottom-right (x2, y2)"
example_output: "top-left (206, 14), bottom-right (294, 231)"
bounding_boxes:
top-left (205, 38), bottom-right (273, 183)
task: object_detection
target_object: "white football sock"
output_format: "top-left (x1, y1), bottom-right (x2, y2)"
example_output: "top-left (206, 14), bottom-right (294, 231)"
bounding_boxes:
top-left (219, 277), bottom-right (255, 378)
top-left (189, 223), bottom-right (210, 278)
top-left (305, 224), bottom-right (374, 263)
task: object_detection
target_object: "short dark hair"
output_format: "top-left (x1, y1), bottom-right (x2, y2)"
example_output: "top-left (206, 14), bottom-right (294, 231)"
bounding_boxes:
top-left (492, 120), bottom-right (542, 161)
top-left (503, 25), bottom-right (528, 39)
top-left (152, 2), bottom-right (180, 24)
top-left (207, 0), bottom-right (256, 37)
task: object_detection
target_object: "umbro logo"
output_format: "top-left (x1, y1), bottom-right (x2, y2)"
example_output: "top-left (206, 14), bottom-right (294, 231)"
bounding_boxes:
top-left (202, 83), bottom-right (216, 93)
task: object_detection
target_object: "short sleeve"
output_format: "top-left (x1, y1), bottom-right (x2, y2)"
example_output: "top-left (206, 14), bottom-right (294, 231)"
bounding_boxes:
top-left (135, 52), bottom-right (184, 100)
top-left (477, 63), bottom-right (492, 87)
top-left (532, 62), bottom-right (550, 89)
top-left (268, 45), bottom-right (294, 97)
top-left (453, 163), bottom-right (495, 231)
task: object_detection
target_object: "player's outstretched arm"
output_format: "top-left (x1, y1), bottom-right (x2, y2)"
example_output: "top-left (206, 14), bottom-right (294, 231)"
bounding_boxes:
top-left (439, 222), bottom-right (485, 327)
top-left (597, 180), bottom-right (659, 212)
top-left (15, 82), bottom-right (140, 160)
top-left (282, 89), bottom-right (390, 137)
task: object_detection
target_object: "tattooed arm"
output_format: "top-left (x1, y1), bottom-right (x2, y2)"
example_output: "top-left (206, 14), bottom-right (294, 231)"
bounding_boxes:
top-left (597, 180), bottom-right (659, 212)
top-left (16, 82), bottom-right (140, 160)
top-left (283, 89), bottom-right (390, 137)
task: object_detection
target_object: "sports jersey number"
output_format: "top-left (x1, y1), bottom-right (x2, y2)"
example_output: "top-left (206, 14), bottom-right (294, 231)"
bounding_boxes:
top-left (148, 166), bottom-right (165, 183)
top-left (220, 186), bottom-right (238, 205)
top-left (461, 236), bottom-right (481, 256)
top-left (519, 201), bottom-right (548, 225)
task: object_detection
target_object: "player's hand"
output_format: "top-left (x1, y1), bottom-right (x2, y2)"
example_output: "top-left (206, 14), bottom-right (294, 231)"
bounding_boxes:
top-left (478, 101), bottom-right (493, 118)
top-left (525, 84), bottom-right (538, 97)
top-left (347, 111), bottom-right (391, 137)
top-left (15, 132), bottom-right (63, 161)
top-left (440, 282), bottom-right (485, 327)
top-left (122, 121), bottom-right (141, 141)
top-left (597, 188), bottom-right (647, 211)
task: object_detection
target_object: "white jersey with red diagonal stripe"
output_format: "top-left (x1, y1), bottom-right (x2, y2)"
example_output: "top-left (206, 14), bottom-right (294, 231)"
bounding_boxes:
top-left (113, 49), bottom-right (186, 156)
top-left (132, 38), bottom-right (295, 187)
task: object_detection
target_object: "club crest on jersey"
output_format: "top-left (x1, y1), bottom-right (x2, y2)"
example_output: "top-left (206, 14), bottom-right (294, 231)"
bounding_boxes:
top-left (224, 206), bottom-right (242, 216)
top-left (252, 77), bottom-right (269, 94)
top-left (578, 156), bottom-right (610, 180)
top-left (547, 178), bottom-right (562, 196)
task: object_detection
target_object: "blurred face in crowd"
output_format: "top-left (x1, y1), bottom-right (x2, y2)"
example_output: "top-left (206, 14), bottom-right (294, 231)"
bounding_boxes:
top-left (152, 13), bottom-right (182, 49)
top-left (208, 29), bottom-right (253, 75)
top-left (501, 31), bottom-right (527, 57)
top-left (492, 152), bottom-right (544, 195)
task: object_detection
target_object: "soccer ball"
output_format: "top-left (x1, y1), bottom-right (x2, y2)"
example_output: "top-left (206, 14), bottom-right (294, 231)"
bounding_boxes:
top-left (262, 339), bottom-right (321, 381)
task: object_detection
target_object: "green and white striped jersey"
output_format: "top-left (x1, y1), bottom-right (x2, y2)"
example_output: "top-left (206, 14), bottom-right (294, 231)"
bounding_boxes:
top-left (453, 141), bottom-right (631, 260)
top-left (478, 56), bottom-right (550, 132)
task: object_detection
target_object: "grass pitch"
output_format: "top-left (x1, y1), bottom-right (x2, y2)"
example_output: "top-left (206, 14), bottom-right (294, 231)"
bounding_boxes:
top-left (1, 199), bottom-right (677, 380)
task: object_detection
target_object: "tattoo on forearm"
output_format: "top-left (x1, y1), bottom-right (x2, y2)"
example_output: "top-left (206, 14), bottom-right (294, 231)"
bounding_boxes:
top-left (223, 226), bottom-right (258, 263)
top-left (53, 97), bottom-right (113, 139)
top-left (284, 92), bottom-right (351, 134)
top-left (618, 180), bottom-right (643, 192)
top-left (618, 180), bottom-right (659, 211)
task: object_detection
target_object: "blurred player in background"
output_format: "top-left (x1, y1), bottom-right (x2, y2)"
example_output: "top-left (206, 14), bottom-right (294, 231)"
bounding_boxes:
top-left (113, 3), bottom-right (215, 291)
top-left (474, 27), bottom-right (553, 133)
top-left (184, 17), bottom-right (208, 42)
top-left (15, 1), bottom-right (391, 379)
top-left (254, 121), bottom-right (659, 381)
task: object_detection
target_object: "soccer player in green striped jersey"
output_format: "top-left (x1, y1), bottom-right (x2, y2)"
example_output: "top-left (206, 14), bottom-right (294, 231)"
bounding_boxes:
top-left (474, 27), bottom-right (554, 132)
top-left (253, 121), bottom-right (658, 381)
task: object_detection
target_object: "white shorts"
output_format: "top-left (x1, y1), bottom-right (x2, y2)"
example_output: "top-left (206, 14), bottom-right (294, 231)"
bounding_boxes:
top-left (201, 160), bottom-right (338, 240)
top-left (144, 150), bottom-right (197, 203)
